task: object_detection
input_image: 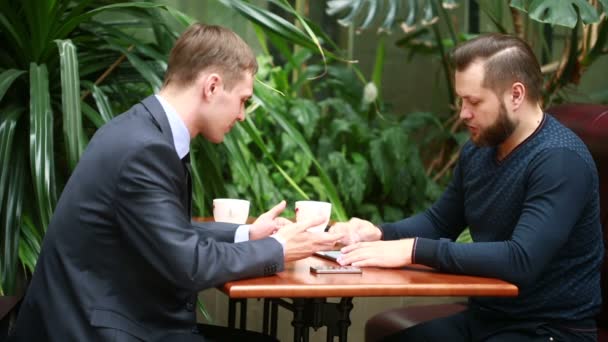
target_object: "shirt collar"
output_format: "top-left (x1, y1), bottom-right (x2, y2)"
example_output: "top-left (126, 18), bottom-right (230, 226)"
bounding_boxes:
top-left (155, 94), bottom-right (190, 159)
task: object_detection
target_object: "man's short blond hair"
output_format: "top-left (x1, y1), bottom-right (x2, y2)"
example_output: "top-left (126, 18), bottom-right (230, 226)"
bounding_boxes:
top-left (163, 24), bottom-right (258, 90)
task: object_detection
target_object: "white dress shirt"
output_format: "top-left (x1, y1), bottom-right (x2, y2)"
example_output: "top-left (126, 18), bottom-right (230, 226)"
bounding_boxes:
top-left (154, 94), bottom-right (251, 243)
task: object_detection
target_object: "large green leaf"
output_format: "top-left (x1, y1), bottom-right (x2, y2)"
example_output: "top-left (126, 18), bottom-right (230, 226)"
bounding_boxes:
top-left (219, 0), bottom-right (312, 49)
top-left (29, 63), bottom-right (57, 231)
top-left (371, 34), bottom-right (386, 93)
top-left (228, 122), bottom-right (287, 212)
top-left (18, 215), bottom-right (42, 274)
top-left (327, 0), bottom-right (403, 33)
top-left (190, 138), bottom-right (226, 217)
top-left (0, 11), bottom-right (26, 58)
top-left (166, 5), bottom-right (197, 28)
top-left (0, 107), bottom-right (23, 224)
top-left (327, 152), bottom-right (368, 208)
top-left (0, 111), bottom-right (25, 295)
top-left (0, 159), bottom-right (25, 295)
top-left (600, 0), bottom-right (608, 14)
top-left (478, 0), bottom-right (509, 33)
top-left (512, 0), bottom-right (601, 28)
top-left (274, 0), bottom-right (329, 73)
top-left (370, 138), bottom-right (391, 193)
top-left (83, 82), bottom-right (114, 124)
top-left (115, 46), bottom-right (163, 92)
top-left (255, 101), bottom-right (347, 220)
top-left (0, 69), bottom-right (25, 102)
top-left (21, 0), bottom-right (53, 61)
top-left (80, 101), bottom-right (106, 129)
top-left (220, 0), bottom-right (340, 62)
top-left (510, 0), bottom-right (530, 12)
top-left (239, 116), bottom-right (309, 200)
top-left (87, 22), bottom-right (168, 65)
top-left (56, 39), bottom-right (84, 171)
top-left (223, 131), bottom-right (254, 190)
top-left (77, 51), bottom-right (119, 79)
top-left (54, 2), bottom-right (178, 41)
top-left (265, 0), bottom-right (338, 51)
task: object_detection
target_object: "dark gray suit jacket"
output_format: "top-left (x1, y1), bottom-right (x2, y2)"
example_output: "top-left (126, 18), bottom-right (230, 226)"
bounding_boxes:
top-left (11, 96), bottom-right (283, 341)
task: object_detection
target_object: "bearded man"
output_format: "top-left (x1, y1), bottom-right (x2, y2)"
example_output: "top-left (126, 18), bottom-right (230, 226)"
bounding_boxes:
top-left (330, 33), bottom-right (602, 342)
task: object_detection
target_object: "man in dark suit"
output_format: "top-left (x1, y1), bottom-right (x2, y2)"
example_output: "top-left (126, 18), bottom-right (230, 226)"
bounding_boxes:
top-left (10, 24), bottom-right (341, 341)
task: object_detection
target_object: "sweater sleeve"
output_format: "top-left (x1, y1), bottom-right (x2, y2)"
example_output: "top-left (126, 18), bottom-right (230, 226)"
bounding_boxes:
top-left (380, 156), bottom-right (468, 241)
top-left (413, 148), bottom-right (594, 287)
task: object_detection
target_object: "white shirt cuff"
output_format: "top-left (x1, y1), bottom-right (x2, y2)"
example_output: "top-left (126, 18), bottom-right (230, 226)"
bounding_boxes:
top-left (234, 225), bottom-right (250, 243)
top-left (234, 225), bottom-right (285, 255)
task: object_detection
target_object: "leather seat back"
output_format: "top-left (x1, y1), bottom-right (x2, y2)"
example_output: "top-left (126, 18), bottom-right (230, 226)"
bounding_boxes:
top-left (549, 104), bottom-right (608, 328)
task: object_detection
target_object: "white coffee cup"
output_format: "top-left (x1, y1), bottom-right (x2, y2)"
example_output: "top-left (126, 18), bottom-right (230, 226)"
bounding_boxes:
top-left (295, 201), bottom-right (332, 233)
top-left (213, 199), bottom-right (250, 224)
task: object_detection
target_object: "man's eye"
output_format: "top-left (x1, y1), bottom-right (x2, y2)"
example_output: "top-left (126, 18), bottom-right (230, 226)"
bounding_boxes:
top-left (244, 99), bottom-right (252, 107)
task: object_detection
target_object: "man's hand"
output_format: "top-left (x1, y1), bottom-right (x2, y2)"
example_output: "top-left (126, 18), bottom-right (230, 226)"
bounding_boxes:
top-left (336, 239), bottom-right (415, 268)
top-left (249, 201), bottom-right (287, 240)
top-left (274, 217), bottom-right (344, 262)
top-left (329, 218), bottom-right (382, 246)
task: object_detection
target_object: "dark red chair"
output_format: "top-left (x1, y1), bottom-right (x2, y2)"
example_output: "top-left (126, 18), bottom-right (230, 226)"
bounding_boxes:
top-left (365, 104), bottom-right (608, 342)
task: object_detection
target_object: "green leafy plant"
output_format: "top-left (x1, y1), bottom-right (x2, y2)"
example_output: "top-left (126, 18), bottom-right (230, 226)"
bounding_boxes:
top-left (329, 0), bottom-right (608, 106)
top-left (223, 0), bottom-right (607, 243)
top-left (481, 1), bottom-right (608, 105)
top-left (0, 0), bottom-right (194, 296)
top-left (324, 0), bottom-right (607, 240)
top-left (327, 0), bottom-right (607, 169)
top-left (218, 0), bottom-right (456, 224)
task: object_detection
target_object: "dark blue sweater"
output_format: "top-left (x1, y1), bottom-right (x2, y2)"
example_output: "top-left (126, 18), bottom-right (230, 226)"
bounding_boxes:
top-left (381, 114), bottom-right (603, 321)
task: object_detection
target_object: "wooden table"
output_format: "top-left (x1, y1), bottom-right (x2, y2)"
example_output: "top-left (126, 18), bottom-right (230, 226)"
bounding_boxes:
top-left (221, 255), bottom-right (518, 341)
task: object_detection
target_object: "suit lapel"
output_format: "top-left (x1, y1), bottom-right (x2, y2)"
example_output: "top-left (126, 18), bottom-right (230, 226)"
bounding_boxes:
top-left (182, 154), bottom-right (193, 217)
top-left (141, 95), bottom-right (174, 147)
top-left (140, 95), bottom-right (192, 216)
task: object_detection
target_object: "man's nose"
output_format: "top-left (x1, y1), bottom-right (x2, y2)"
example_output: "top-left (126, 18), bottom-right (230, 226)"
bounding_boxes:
top-left (459, 105), bottom-right (472, 120)
top-left (237, 107), bottom-right (246, 121)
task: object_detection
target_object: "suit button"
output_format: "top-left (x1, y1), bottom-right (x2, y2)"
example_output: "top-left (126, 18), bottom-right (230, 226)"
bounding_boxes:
top-left (191, 326), bottom-right (200, 334)
top-left (185, 301), bottom-right (194, 311)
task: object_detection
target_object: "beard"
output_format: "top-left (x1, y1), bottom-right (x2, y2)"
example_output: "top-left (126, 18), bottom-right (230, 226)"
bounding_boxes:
top-left (470, 101), bottom-right (517, 147)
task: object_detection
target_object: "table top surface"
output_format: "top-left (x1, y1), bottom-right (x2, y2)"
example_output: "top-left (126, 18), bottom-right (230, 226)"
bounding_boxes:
top-left (222, 255), bottom-right (518, 298)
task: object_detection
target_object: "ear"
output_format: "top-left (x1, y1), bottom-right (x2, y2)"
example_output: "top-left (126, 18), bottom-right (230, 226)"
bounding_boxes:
top-left (201, 73), bottom-right (222, 100)
top-left (510, 82), bottom-right (526, 111)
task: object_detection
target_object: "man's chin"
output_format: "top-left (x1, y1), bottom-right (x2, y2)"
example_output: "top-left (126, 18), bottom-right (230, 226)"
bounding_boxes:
top-left (470, 135), bottom-right (490, 147)
top-left (469, 133), bottom-right (482, 146)
top-left (203, 133), bottom-right (225, 144)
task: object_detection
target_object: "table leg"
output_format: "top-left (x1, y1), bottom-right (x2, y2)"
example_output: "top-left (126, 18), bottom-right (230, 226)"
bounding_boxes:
top-left (326, 325), bottom-right (335, 342)
top-left (337, 298), bottom-right (354, 342)
top-left (239, 299), bottom-right (247, 330)
top-left (228, 298), bottom-right (236, 329)
top-left (288, 297), bottom-right (353, 341)
top-left (232, 296), bottom-right (353, 341)
top-left (227, 298), bottom-right (247, 330)
top-left (271, 299), bottom-right (279, 337)
top-left (263, 298), bottom-right (270, 335)
top-left (292, 299), bottom-right (308, 342)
